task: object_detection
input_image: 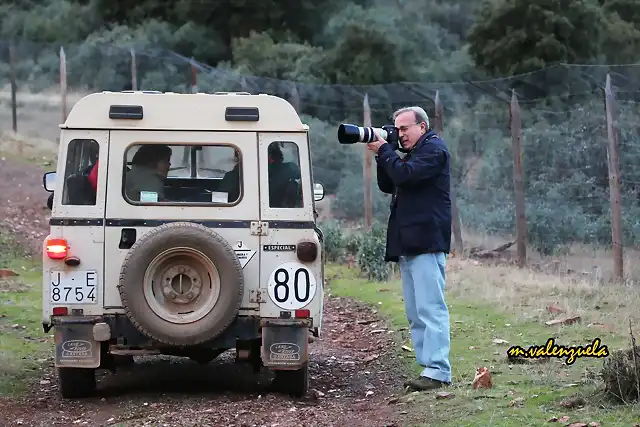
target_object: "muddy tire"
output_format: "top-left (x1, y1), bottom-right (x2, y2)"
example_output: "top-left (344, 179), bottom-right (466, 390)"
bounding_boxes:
top-left (272, 363), bottom-right (309, 397)
top-left (57, 367), bottom-right (96, 398)
top-left (118, 222), bottom-right (244, 346)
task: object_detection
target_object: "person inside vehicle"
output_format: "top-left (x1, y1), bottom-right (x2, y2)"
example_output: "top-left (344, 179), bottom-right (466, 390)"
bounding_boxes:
top-left (87, 157), bottom-right (98, 193)
top-left (125, 144), bottom-right (172, 202)
top-left (268, 143), bottom-right (302, 208)
top-left (220, 150), bottom-right (240, 203)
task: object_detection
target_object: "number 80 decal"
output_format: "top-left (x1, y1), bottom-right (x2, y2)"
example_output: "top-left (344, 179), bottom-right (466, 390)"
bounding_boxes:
top-left (267, 261), bottom-right (318, 310)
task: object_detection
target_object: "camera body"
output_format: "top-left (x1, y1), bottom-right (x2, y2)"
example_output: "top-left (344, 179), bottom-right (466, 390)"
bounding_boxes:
top-left (337, 123), bottom-right (403, 152)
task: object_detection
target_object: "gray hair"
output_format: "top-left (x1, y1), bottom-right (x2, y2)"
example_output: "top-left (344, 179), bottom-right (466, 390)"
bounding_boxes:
top-left (392, 106), bottom-right (430, 129)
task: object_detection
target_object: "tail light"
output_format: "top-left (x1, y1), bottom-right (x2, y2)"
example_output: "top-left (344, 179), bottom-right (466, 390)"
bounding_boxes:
top-left (46, 238), bottom-right (68, 259)
top-left (296, 241), bottom-right (318, 262)
top-left (295, 309), bottom-right (310, 318)
top-left (52, 307), bottom-right (68, 316)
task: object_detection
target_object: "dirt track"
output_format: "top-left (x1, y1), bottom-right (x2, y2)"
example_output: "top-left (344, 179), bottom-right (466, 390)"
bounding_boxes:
top-left (0, 156), bottom-right (421, 427)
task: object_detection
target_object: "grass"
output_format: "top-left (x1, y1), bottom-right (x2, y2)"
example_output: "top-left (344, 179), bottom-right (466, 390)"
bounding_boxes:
top-left (0, 88), bottom-right (84, 168)
top-left (0, 230), bottom-right (52, 396)
top-left (0, 87), bottom-right (88, 144)
top-left (326, 259), bottom-right (640, 427)
top-left (459, 227), bottom-right (640, 284)
top-left (0, 131), bottom-right (58, 168)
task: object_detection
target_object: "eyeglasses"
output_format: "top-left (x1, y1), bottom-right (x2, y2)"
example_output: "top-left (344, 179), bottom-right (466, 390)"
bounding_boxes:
top-left (397, 122), bottom-right (422, 133)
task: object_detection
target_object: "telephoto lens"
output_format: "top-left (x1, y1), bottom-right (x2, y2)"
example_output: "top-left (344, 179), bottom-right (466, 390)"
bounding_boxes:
top-left (337, 124), bottom-right (388, 144)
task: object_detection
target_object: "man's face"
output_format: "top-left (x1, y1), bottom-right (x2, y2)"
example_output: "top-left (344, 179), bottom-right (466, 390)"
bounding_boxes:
top-left (394, 111), bottom-right (426, 150)
top-left (156, 158), bottom-right (171, 177)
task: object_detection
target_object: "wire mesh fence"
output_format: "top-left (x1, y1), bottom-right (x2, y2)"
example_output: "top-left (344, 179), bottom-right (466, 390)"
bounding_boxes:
top-left (1, 39), bottom-right (639, 278)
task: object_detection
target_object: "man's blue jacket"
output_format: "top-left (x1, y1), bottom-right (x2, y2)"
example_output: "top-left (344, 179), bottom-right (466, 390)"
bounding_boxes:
top-left (375, 130), bottom-right (452, 263)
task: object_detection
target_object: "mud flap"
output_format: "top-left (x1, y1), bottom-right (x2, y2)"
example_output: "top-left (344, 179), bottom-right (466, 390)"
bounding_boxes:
top-left (260, 318), bottom-right (310, 370)
top-left (54, 323), bottom-right (101, 368)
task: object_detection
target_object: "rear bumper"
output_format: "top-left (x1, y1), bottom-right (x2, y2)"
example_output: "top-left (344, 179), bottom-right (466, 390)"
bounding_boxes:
top-left (45, 314), bottom-right (316, 350)
top-left (46, 314), bottom-right (262, 349)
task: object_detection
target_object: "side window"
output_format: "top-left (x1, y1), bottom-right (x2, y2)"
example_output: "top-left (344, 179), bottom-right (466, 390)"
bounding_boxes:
top-left (61, 139), bottom-right (99, 206)
top-left (267, 141), bottom-right (303, 208)
top-left (122, 143), bottom-right (241, 205)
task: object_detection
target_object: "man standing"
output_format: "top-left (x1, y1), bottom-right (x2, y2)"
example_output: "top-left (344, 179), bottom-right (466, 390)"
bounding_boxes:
top-left (367, 106), bottom-right (452, 391)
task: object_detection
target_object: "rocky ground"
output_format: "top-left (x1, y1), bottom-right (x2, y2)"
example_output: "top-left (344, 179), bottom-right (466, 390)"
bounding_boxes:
top-left (0, 156), bottom-right (52, 253)
top-left (0, 296), bottom-right (420, 427)
top-left (0, 155), bottom-right (424, 427)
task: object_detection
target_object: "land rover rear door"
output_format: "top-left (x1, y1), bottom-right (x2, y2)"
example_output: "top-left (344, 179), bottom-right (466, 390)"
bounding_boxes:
top-left (257, 132), bottom-right (323, 323)
top-left (102, 130), bottom-right (261, 315)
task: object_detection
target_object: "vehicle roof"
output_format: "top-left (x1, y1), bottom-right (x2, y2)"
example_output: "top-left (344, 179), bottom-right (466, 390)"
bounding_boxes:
top-left (61, 91), bottom-right (308, 132)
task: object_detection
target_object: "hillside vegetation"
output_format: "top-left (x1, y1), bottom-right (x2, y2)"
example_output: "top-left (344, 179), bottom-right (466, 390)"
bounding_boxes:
top-left (3, 0), bottom-right (640, 258)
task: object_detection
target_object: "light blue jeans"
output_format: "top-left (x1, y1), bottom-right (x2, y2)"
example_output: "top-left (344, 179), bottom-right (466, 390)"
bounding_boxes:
top-left (398, 252), bottom-right (452, 383)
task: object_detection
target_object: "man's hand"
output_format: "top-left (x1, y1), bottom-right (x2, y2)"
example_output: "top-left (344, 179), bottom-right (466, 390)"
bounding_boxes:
top-left (367, 130), bottom-right (387, 154)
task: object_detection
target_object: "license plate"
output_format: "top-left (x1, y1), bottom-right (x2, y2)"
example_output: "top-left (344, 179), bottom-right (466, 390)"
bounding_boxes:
top-left (50, 270), bottom-right (98, 304)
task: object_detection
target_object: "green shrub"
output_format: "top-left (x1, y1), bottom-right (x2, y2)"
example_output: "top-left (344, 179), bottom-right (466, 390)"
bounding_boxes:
top-left (332, 170), bottom-right (392, 223)
top-left (343, 231), bottom-right (362, 258)
top-left (319, 219), bottom-right (344, 262)
top-left (356, 222), bottom-right (392, 281)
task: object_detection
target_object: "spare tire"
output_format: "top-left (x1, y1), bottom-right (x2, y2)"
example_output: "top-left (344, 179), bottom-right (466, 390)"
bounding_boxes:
top-left (118, 222), bottom-right (244, 346)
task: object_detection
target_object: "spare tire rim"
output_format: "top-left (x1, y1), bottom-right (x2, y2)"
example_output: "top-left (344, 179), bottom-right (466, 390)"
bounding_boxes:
top-left (143, 247), bottom-right (221, 324)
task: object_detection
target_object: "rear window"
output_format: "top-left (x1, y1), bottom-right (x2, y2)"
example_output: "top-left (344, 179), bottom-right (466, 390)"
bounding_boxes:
top-left (122, 143), bottom-right (241, 205)
top-left (61, 139), bottom-right (99, 206)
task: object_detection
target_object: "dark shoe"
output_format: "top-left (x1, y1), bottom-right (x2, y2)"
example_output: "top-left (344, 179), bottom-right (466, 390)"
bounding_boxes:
top-left (404, 376), bottom-right (449, 391)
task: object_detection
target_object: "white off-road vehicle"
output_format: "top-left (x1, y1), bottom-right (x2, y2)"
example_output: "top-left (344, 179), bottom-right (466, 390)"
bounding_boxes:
top-left (41, 90), bottom-right (326, 399)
